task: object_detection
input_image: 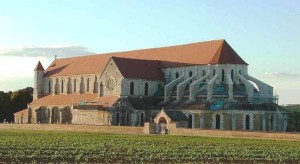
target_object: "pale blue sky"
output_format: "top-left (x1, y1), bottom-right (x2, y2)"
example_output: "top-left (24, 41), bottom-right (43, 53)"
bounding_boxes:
top-left (0, 0), bottom-right (299, 104)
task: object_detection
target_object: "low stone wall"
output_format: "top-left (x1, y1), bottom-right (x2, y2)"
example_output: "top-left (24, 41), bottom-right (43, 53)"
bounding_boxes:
top-left (167, 123), bottom-right (300, 141)
top-left (1, 123), bottom-right (299, 141)
top-left (0, 124), bottom-right (144, 134)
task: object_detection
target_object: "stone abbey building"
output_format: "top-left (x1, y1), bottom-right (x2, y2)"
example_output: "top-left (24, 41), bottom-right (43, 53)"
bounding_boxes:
top-left (14, 39), bottom-right (286, 132)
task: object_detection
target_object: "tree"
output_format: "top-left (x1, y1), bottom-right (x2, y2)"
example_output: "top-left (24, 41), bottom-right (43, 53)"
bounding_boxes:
top-left (0, 87), bottom-right (33, 122)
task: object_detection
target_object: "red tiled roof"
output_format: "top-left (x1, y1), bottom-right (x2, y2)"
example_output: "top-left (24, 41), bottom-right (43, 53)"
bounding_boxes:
top-left (112, 57), bottom-right (165, 81)
top-left (30, 93), bottom-right (119, 107)
top-left (210, 40), bottom-right (248, 64)
top-left (14, 108), bottom-right (28, 115)
top-left (91, 96), bottom-right (119, 107)
top-left (34, 61), bottom-right (45, 71)
top-left (44, 39), bottom-right (247, 77)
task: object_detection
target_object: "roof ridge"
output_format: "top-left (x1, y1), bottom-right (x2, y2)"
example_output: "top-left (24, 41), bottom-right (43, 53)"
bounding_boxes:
top-left (52, 39), bottom-right (226, 60)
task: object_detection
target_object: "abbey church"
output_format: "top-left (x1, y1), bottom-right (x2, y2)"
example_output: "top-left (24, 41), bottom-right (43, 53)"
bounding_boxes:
top-left (14, 39), bottom-right (286, 132)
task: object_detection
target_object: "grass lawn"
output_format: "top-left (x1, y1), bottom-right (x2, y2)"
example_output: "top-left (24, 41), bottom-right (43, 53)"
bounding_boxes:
top-left (0, 130), bottom-right (299, 163)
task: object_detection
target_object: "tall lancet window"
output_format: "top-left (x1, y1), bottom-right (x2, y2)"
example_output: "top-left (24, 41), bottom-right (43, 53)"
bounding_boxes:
top-left (87, 78), bottom-right (90, 92)
top-left (222, 70), bottom-right (225, 82)
top-left (74, 79), bottom-right (77, 92)
top-left (48, 80), bottom-right (51, 93)
top-left (130, 82), bottom-right (134, 95)
top-left (144, 82), bottom-right (149, 96)
top-left (61, 80), bottom-right (64, 93)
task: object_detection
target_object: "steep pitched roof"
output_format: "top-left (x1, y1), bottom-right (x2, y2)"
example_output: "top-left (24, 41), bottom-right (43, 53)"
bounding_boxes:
top-left (164, 111), bottom-right (188, 122)
top-left (44, 39), bottom-right (247, 77)
top-left (112, 57), bottom-right (165, 81)
top-left (210, 40), bottom-right (248, 65)
top-left (30, 93), bottom-right (98, 106)
top-left (34, 61), bottom-right (45, 71)
top-left (14, 108), bottom-right (28, 115)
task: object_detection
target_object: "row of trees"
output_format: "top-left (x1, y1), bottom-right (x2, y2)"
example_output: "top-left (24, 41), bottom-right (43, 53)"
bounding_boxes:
top-left (0, 87), bottom-right (33, 123)
top-left (283, 105), bottom-right (300, 132)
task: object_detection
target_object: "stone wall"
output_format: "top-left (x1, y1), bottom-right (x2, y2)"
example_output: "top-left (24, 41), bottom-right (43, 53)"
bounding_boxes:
top-left (71, 109), bottom-right (112, 125)
top-left (166, 126), bottom-right (300, 141)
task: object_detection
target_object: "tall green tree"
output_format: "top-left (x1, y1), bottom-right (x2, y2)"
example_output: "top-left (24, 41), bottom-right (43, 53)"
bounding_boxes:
top-left (0, 87), bottom-right (33, 122)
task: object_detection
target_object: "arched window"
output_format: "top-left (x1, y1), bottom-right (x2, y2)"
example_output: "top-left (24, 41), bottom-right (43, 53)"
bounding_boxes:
top-left (245, 115), bottom-right (250, 130)
top-left (61, 80), bottom-right (64, 93)
top-left (175, 72), bottom-right (179, 79)
top-left (203, 70), bottom-right (206, 76)
top-left (216, 114), bottom-right (221, 129)
top-left (126, 113), bottom-right (130, 124)
top-left (74, 79), bottom-right (77, 92)
top-left (189, 71), bottom-right (193, 77)
top-left (48, 80), bottom-right (51, 93)
top-left (100, 82), bottom-right (104, 96)
top-left (116, 113), bottom-right (120, 125)
top-left (144, 82), bottom-right (149, 96)
top-left (213, 69), bottom-right (216, 76)
top-left (158, 84), bottom-right (162, 90)
top-left (86, 78), bottom-right (89, 92)
top-left (140, 113), bottom-right (144, 125)
top-left (188, 115), bottom-right (193, 128)
top-left (270, 115), bottom-right (274, 130)
top-left (239, 69), bottom-right (242, 75)
top-left (222, 69), bottom-right (225, 82)
top-left (231, 70), bottom-right (234, 81)
top-left (130, 82), bottom-right (134, 95)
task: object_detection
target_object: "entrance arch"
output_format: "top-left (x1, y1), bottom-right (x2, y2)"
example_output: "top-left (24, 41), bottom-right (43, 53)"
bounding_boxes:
top-left (157, 116), bottom-right (167, 134)
top-left (158, 117), bottom-right (167, 124)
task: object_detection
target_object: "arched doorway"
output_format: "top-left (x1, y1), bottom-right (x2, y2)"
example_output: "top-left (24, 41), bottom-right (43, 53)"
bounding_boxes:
top-left (216, 114), bottom-right (221, 129)
top-left (188, 115), bottom-right (193, 128)
top-left (116, 113), bottom-right (120, 125)
top-left (245, 115), bottom-right (250, 130)
top-left (52, 107), bottom-right (60, 124)
top-left (158, 117), bottom-right (167, 134)
top-left (62, 107), bottom-right (72, 124)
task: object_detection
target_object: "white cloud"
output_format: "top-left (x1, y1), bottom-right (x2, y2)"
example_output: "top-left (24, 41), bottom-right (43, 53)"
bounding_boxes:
top-left (0, 46), bottom-right (95, 91)
top-left (263, 72), bottom-right (299, 79)
top-left (0, 45), bottom-right (95, 58)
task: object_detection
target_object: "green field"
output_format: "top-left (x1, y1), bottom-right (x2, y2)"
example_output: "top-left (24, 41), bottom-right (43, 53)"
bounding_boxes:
top-left (0, 130), bottom-right (299, 163)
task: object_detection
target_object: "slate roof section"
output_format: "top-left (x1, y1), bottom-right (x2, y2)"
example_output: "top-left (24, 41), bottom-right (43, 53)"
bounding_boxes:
top-left (43, 39), bottom-right (247, 77)
top-left (164, 111), bottom-right (188, 122)
top-left (34, 61), bottom-right (45, 71)
top-left (112, 57), bottom-right (165, 81)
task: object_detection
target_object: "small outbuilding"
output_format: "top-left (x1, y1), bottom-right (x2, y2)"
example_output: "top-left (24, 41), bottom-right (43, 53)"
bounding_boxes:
top-left (154, 109), bottom-right (188, 133)
top-left (14, 109), bottom-right (28, 124)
